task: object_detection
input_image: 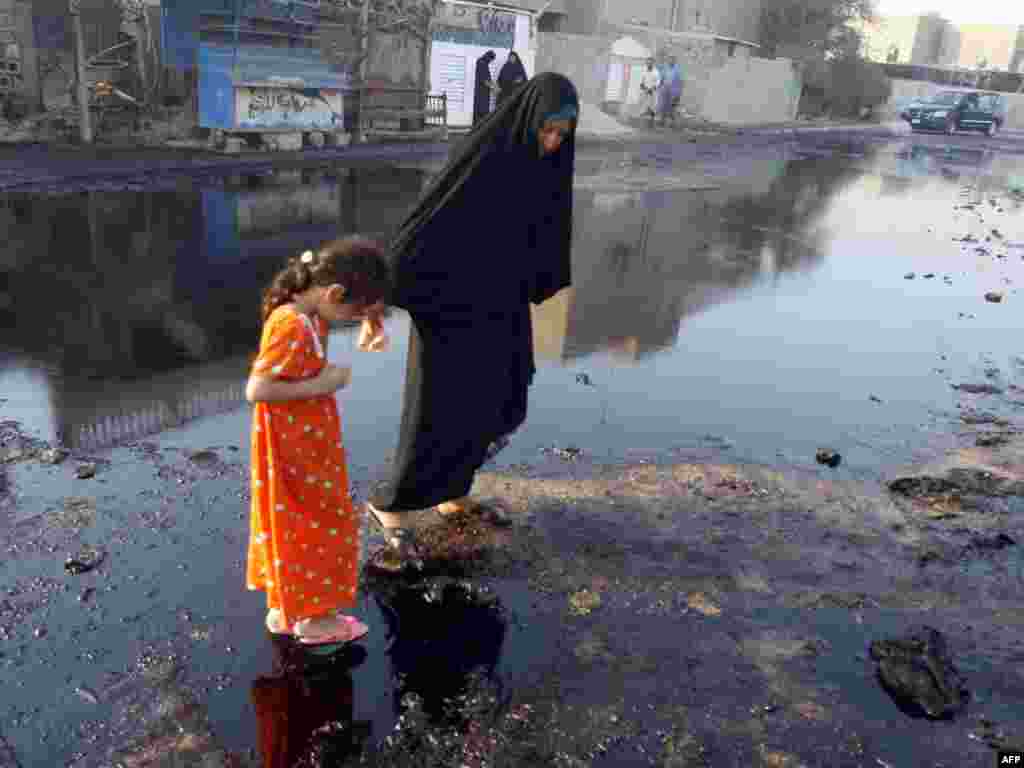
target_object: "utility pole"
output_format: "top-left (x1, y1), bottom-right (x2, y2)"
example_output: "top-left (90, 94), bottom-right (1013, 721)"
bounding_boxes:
top-left (70, 0), bottom-right (93, 143)
top-left (356, 0), bottom-right (370, 143)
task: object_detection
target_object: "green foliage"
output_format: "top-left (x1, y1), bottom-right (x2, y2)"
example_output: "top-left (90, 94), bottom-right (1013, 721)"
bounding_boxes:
top-left (801, 54), bottom-right (892, 118)
top-left (760, 0), bottom-right (874, 59)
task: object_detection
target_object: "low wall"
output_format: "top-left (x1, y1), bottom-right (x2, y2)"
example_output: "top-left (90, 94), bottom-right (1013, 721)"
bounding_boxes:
top-left (535, 30), bottom-right (799, 126)
top-left (700, 56), bottom-right (801, 125)
top-left (884, 77), bottom-right (1024, 130)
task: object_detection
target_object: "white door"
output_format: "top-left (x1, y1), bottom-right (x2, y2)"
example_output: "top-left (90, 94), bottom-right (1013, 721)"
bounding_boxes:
top-left (605, 58), bottom-right (625, 102)
top-left (625, 61), bottom-right (646, 106)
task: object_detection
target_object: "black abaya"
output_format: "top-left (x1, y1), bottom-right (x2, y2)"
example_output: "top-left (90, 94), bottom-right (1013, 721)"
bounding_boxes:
top-left (371, 73), bottom-right (578, 513)
top-left (497, 52), bottom-right (528, 107)
top-left (473, 52), bottom-right (496, 126)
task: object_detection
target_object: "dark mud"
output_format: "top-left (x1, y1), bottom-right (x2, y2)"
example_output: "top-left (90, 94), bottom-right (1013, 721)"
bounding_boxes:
top-left (3, 410), bottom-right (1024, 766)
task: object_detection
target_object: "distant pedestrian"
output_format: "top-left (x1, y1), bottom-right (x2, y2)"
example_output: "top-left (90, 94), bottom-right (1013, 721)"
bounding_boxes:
top-left (659, 56), bottom-right (683, 126)
top-left (474, 50), bottom-right (498, 126)
top-left (639, 59), bottom-right (662, 124)
top-left (246, 237), bottom-right (391, 646)
top-left (497, 51), bottom-right (528, 107)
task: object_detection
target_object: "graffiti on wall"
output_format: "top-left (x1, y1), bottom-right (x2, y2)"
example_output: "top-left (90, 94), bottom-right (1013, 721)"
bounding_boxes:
top-left (433, 4), bottom-right (516, 48)
top-left (235, 86), bottom-right (343, 130)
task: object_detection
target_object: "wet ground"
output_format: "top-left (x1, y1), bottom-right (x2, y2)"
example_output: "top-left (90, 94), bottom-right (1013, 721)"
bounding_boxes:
top-left (1, 133), bottom-right (1024, 766)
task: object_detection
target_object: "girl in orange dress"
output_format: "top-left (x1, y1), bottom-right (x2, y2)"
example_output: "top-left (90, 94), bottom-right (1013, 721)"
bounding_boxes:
top-left (245, 237), bottom-right (391, 645)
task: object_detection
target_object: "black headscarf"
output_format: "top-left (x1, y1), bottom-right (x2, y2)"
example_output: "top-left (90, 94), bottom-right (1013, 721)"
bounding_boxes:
top-left (390, 72), bottom-right (578, 311)
top-left (497, 52), bottom-right (528, 105)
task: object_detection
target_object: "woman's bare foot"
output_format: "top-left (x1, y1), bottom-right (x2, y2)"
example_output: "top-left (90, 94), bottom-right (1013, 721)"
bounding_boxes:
top-left (437, 496), bottom-right (475, 517)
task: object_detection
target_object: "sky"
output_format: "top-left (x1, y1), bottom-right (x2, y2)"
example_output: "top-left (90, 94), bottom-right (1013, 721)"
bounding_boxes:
top-left (873, 0), bottom-right (1022, 25)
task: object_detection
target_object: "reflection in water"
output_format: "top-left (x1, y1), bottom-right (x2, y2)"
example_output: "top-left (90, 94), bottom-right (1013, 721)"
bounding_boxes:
top-left (250, 637), bottom-right (371, 768)
top-left (0, 167), bottom-right (425, 450)
top-left (374, 580), bottom-right (507, 724)
top-left (2, 148), bottom-right (895, 450)
top-left (532, 154), bottom-right (853, 364)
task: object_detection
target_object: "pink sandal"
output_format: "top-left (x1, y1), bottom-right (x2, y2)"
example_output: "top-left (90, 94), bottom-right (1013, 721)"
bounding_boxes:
top-left (295, 615), bottom-right (369, 646)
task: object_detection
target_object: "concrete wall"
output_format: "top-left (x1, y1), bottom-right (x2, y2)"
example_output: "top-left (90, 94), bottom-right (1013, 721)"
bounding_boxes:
top-left (558, 0), bottom-right (761, 46)
top-left (884, 78), bottom-right (1024, 130)
top-left (860, 15), bottom-right (920, 64)
top-left (534, 31), bottom-right (612, 107)
top-left (956, 23), bottom-right (1020, 70)
top-left (536, 28), bottom-right (792, 124)
top-left (0, 0), bottom-right (40, 110)
top-left (699, 55), bottom-right (800, 124)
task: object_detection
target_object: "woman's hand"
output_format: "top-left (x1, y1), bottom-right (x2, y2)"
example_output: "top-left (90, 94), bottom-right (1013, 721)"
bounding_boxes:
top-left (358, 310), bottom-right (389, 352)
top-left (317, 364), bottom-right (352, 393)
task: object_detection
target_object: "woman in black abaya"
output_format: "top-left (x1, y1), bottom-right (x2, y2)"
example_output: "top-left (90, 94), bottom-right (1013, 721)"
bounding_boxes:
top-left (367, 73), bottom-right (579, 569)
top-left (496, 51), bottom-right (528, 107)
top-left (473, 51), bottom-right (497, 125)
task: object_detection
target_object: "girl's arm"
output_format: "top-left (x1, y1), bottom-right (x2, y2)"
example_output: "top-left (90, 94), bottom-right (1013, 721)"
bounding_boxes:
top-left (246, 365), bottom-right (351, 403)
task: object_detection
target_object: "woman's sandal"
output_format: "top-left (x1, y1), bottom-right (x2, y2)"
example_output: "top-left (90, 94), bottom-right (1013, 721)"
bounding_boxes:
top-left (367, 503), bottom-right (425, 573)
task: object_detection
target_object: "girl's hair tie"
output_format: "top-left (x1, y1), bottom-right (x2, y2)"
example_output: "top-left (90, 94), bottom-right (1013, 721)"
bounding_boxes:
top-left (300, 250), bottom-right (315, 265)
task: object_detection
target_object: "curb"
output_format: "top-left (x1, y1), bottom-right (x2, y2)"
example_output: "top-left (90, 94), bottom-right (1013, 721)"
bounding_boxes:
top-left (735, 124), bottom-right (906, 139)
top-left (0, 140), bottom-right (452, 192)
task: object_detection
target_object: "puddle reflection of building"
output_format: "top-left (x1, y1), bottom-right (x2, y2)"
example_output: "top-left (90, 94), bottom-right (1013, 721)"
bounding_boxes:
top-left (251, 637), bottom-right (371, 768)
top-left (532, 170), bottom-right (828, 365)
top-left (0, 168), bottom-right (423, 450)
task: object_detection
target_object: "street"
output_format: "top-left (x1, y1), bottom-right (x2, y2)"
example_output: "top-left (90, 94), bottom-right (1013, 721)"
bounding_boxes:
top-left (1, 129), bottom-right (1024, 767)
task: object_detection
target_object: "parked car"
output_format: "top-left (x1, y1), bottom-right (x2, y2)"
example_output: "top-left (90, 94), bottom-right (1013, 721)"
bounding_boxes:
top-left (901, 90), bottom-right (1007, 136)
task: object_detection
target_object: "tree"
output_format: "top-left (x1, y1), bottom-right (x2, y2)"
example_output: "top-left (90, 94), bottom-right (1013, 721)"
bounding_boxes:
top-left (759, 0), bottom-right (875, 60)
top-left (113, 0), bottom-right (154, 102)
top-left (320, 0), bottom-right (443, 90)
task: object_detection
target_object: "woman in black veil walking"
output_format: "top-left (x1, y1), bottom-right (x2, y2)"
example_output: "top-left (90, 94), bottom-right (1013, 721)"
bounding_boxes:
top-left (473, 50), bottom-right (497, 125)
top-left (367, 73), bottom-right (579, 569)
top-left (496, 51), bottom-right (528, 107)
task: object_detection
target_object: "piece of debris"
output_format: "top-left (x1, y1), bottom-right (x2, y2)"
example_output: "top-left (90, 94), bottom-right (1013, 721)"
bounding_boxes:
top-left (904, 272), bottom-right (915, 280)
top-left (75, 463), bottom-right (97, 480)
top-left (33, 626), bottom-right (47, 639)
top-left (0, 444), bottom-right (33, 464)
top-left (991, 229), bottom-right (1003, 240)
top-left (951, 382), bottom-right (1004, 395)
top-left (963, 532), bottom-right (1016, 553)
top-left (38, 447), bottom-right (68, 465)
top-left (187, 450), bottom-right (219, 466)
top-left (985, 292), bottom-right (1004, 303)
top-left (976, 433), bottom-right (1012, 448)
top-left (686, 592), bottom-right (721, 617)
top-left (815, 449), bottom-right (841, 468)
top-left (575, 373), bottom-right (594, 387)
top-left (64, 550), bottom-right (105, 575)
top-left (869, 395), bottom-right (883, 404)
top-left (568, 589), bottom-right (602, 616)
top-left (544, 445), bottom-right (584, 462)
top-left (869, 626), bottom-right (967, 719)
top-left (74, 686), bottom-right (99, 705)
top-left (923, 273), bottom-right (935, 279)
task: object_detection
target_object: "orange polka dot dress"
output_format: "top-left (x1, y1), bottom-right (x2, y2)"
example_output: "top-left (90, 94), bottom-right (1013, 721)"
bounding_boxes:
top-left (247, 305), bottom-right (360, 628)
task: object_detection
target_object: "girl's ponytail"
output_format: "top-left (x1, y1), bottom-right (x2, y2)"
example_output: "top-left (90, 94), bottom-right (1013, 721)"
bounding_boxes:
top-left (261, 250), bottom-right (317, 323)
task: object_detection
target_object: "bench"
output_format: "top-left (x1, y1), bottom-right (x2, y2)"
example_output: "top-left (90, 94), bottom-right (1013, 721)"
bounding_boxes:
top-left (357, 86), bottom-right (447, 142)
